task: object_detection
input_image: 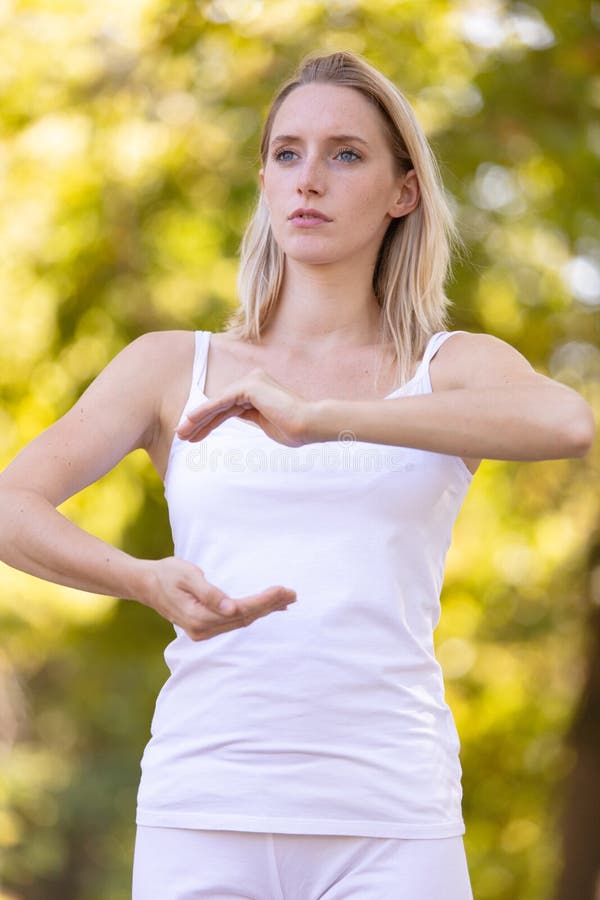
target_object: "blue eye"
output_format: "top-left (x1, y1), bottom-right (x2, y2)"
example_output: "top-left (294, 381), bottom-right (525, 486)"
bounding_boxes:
top-left (273, 149), bottom-right (297, 162)
top-left (271, 146), bottom-right (362, 163)
top-left (337, 148), bottom-right (361, 162)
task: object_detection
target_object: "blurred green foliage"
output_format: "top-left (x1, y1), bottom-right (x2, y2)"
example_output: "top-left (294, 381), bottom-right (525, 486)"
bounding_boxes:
top-left (0, 0), bottom-right (598, 897)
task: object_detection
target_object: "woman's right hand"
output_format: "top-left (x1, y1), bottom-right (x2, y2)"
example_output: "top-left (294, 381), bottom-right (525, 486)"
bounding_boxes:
top-left (138, 557), bottom-right (297, 641)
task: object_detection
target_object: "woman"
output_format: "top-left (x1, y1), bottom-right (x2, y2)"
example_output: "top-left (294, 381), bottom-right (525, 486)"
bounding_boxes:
top-left (0, 51), bottom-right (594, 899)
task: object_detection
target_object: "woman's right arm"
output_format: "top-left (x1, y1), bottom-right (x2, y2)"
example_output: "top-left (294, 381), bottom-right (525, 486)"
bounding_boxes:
top-left (0, 331), bottom-right (296, 638)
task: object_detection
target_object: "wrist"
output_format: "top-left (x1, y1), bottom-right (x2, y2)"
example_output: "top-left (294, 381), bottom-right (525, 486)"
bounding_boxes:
top-left (302, 399), bottom-right (340, 443)
top-left (125, 557), bottom-right (158, 607)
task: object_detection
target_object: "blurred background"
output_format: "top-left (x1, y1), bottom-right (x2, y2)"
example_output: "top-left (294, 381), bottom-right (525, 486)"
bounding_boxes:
top-left (0, 1), bottom-right (598, 897)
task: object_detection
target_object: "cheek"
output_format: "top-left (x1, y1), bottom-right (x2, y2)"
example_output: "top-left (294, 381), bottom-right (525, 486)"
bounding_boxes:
top-left (263, 175), bottom-right (288, 218)
top-left (340, 169), bottom-right (393, 210)
top-left (350, 181), bottom-right (394, 224)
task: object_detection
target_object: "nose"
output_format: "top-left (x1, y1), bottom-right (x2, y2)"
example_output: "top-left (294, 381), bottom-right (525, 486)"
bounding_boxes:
top-left (296, 154), bottom-right (325, 196)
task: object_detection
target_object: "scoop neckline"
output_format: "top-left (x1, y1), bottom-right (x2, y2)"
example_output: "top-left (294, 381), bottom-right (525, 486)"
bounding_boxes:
top-left (195, 380), bottom-right (417, 405)
top-left (197, 331), bottom-right (427, 405)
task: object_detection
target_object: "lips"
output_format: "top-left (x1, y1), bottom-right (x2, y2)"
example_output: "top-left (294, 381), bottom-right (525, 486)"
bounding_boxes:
top-left (288, 208), bottom-right (333, 222)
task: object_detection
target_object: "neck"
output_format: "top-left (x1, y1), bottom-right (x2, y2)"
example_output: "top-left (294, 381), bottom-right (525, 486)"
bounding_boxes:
top-left (261, 257), bottom-right (384, 352)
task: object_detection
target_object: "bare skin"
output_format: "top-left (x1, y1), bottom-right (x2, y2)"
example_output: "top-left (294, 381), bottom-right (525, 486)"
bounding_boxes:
top-left (0, 82), bottom-right (594, 642)
top-left (161, 329), bottom-right (484, 473)
top-left (173, 329), bottom-right (593, 463)
top-left (174, 83), bottom-right (593, 463)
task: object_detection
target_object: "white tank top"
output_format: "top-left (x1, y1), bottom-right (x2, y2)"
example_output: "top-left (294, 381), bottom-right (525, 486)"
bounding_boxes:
top-left (136, 329), bottom-right (473, 838)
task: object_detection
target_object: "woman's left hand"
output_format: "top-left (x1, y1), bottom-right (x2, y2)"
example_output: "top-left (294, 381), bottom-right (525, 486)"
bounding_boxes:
top-left (175, 368), bottom-right (315, 447)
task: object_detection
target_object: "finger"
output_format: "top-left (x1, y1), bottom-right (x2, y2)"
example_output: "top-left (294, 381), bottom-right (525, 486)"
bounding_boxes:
top-left (241, 586), bottom-right (298, 613)
top-left (213, 592), bottom-right (296, 631)
top-left (237, 407), bottom-right (261, 427)
top-left (182, 398), bottom-right (234, 423)
top-left (177, 397), bottom-right (245, 434)
top-left (229, 601), bottom-right (293, 628)
top-left (180, 571), bottom-right (239, 618)
top-left (264, 585), bottom-right (298, 603)
top-left (194, 603), bottom-right (292, 640)
top-left (184, 570), bottom-right (296, 621)
top-left (177, 415), bottom-right (226, 440)
top-left (185, 591), bottom-right (294, 638)
top-left (215, 586), bottom-right (296, 625)
top-left (180, 404), bottom-right (254, 443)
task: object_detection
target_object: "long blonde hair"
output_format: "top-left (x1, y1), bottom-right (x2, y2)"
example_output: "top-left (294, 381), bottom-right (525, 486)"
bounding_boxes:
top-left (224, 50), bottom-right (463, 386)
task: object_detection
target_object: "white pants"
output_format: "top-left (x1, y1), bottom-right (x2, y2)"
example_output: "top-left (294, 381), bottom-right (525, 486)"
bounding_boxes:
top-left (132, 826), bottom-right (473, 899)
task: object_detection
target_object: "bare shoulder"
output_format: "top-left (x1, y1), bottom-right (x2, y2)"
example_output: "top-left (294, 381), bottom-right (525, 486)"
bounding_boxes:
top-left (89, 330), bottom-right (195, 472)
top-left (0, 330), bottom-right (199, 505)
top-left (134, 331), bottom-right (198, 470)
top-left (118, 329), bottom-right (197, 399)
top-left (124, 329), bottom-right (196, 371)
top-left (431, 331), bottom-right (538, 392)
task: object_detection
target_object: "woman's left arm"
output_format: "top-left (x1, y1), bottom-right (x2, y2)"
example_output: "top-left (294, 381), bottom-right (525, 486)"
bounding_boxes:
top-left (308, 333), bottom-right (595, 461)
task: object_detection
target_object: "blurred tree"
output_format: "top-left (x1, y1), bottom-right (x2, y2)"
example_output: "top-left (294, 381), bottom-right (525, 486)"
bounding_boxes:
top-left (0, 1), bottom-right (598, 898)
top-left (552, 529), bottom-right (600, 900)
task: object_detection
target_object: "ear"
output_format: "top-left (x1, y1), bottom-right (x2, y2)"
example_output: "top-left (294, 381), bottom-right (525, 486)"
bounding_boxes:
top-left (389, 169), bottom-right (420, 218)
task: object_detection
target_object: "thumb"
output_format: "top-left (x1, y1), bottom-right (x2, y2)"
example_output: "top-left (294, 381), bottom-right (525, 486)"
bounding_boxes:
top-left (183, 567), bottom-right (238, 617)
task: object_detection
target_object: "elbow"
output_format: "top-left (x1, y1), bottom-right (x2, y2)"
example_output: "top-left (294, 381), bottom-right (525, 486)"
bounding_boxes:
top-left (563, 401), bottom-right (596, 458)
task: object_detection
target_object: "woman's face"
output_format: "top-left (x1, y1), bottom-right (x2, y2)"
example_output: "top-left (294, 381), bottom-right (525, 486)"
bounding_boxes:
top-left (259, 83), bottom-right (419, 268)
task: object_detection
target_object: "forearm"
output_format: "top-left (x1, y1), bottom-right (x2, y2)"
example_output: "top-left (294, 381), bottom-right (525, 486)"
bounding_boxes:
top-left (309, 384), bottom-right (595, 461)
top-left (0, 488), bottom-right (152, 601)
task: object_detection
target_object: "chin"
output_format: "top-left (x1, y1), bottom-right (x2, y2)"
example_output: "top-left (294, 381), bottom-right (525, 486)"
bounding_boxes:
top-left (287, 255), bottom-right (344, 268)
top-left (277, 240), bottom-right (348, 267)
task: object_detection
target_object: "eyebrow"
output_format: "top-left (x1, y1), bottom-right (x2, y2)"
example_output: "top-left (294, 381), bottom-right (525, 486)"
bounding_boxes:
top-left (270, 133), bottom-right (370, 147)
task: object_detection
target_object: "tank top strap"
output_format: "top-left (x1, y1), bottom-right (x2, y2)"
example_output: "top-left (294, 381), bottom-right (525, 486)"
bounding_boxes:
top-left (175, 331), bottom-right (211, 426)
top-left (192, 330), bottom-right (211, 395)
top-left (415, 330), bottom-right (471, 389)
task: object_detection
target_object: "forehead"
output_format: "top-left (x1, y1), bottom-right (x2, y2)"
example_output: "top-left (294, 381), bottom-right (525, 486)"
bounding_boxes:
top-left (270, 83), bottom-right (388, 142)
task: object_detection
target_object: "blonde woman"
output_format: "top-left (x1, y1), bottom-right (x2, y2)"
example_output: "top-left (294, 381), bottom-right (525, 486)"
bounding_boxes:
top-left (0, 51), bottom-right (594, 899)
